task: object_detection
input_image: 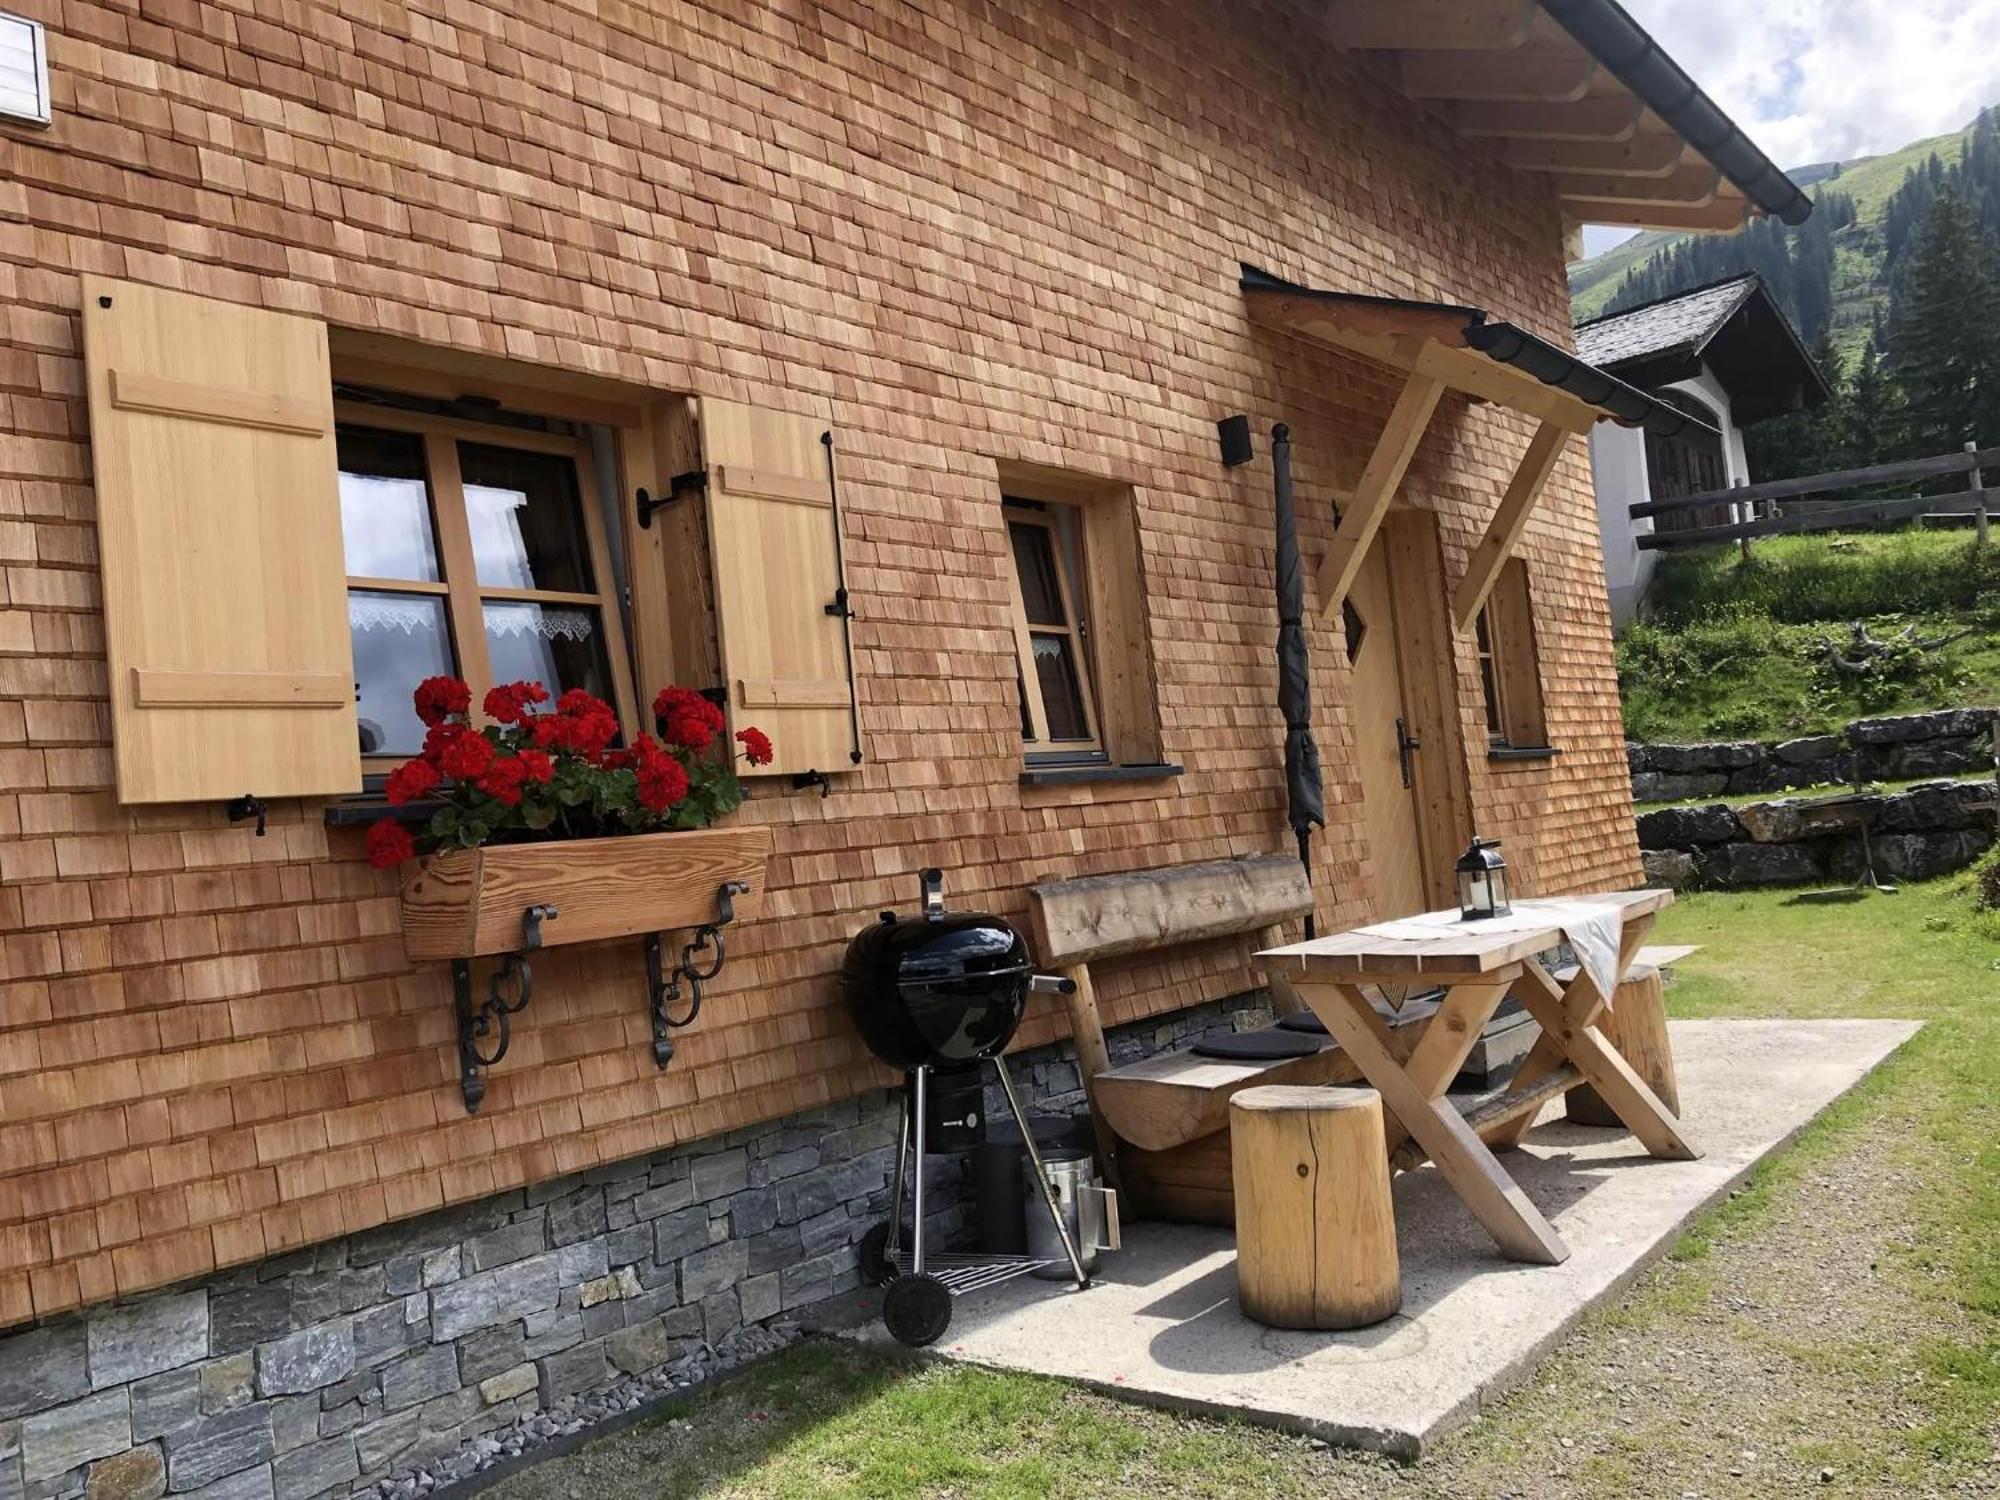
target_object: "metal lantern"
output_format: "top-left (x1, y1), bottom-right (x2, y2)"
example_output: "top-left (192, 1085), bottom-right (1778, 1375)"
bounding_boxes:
top-left (1455, 837), bottom-right (1512, 921)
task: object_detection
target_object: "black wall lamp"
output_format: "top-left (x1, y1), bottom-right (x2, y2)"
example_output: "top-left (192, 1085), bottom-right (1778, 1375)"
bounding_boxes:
top-left (1217, 414), bottom-right (1254, 468)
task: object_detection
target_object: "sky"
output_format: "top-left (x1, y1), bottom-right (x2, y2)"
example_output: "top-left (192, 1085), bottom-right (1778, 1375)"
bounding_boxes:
top-left (1578, 0), bottom-right (2000, 258)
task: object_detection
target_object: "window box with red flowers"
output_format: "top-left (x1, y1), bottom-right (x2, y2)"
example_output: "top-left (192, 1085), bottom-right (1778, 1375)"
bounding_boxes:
top-left (380, 678), bottom-right (776, 962)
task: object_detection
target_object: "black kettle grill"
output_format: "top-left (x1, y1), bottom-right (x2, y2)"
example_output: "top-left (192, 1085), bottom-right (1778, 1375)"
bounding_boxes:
top-left (840, 868), bottom-right (1090, 1346)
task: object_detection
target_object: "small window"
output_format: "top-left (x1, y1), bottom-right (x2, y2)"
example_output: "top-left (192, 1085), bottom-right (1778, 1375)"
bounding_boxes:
top-left (336, 403), bottom-right (636, 767)
top-left (1477, 559), bottom-right (1548, 750)
top-left (998, 473), bottom-right (1161, 768)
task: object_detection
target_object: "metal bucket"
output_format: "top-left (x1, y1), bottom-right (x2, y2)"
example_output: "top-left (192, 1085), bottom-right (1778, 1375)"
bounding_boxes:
top-left (1024, 1148), bottom-right (1119, 1279)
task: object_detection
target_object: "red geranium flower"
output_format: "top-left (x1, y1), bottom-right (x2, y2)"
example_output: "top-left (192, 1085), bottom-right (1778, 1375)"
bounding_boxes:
top-left (654, 685), bottom-right (724, 753)
top-left (413, 676), bottom-right (471, 728)
top-left (734, 727), bottom-right (773, 766)
top-left (631, 735), bottom-right (690, 813)
top-left (365, 817), bottom-right (415, 869)
top-left (384, 758), bottom-right (442, 806)
top-left (515, 748), bottom-right (555, 783)
top-left (476, 756), bottom-right (530, 807)
top-left (437, 728), bottom-right (496, 782)
top-left (483, 680), bottom-right (550, 724)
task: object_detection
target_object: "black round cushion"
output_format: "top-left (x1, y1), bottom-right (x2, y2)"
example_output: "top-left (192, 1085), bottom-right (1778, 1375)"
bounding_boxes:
top-left (1191, 1027), bottom-right (1324, 1061)
top-left (1274, 1010), bottom-right (1328, 1035)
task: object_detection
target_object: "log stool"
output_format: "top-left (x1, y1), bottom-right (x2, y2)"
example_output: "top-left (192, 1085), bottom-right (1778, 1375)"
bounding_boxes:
top-left (1230, 1086), bottom-right (1400, 1330)
top-left (1567, 963), bottom-right (1679, 1126)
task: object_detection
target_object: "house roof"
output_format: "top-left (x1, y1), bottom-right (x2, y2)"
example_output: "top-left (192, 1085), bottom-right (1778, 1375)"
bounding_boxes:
top-left (1573, 273), bottom-right (1832, 422)
top-left (1318, 0), bottom-right (1811, 233)
top-left (1241, 264), bottom-right (1714, 439)
top-left (1573, 274), bottom-right (1761, 366)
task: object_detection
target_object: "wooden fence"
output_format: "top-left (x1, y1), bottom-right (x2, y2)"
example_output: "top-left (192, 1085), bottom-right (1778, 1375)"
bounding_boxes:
top-left (1633, 442), bottom-right (2000, 550)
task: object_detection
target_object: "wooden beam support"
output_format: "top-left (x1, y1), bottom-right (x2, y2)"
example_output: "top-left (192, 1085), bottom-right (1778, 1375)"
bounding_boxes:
top-left (1451, 421), bottom-right (1571, 631)
top-left (1451, 97), bottom-right (1643, 142)
top-left (1502, 134), bottom-right (1687, 177)
top-left (1410, 339), bottom-right (1600, 432)
top-left (1325, 0), bottom-right (1537, 52)
top-left (1315, 369), bottom-right (1445, 622)
top-left (1557, 195), bottom-right (1757, 232)
top-left (1401, 48), bottom-right (1596, 103)
top-left (1552, 163), bottom-right (1723, 208)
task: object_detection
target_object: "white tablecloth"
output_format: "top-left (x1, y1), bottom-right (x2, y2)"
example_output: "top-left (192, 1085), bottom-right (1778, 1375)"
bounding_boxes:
top-left (1352, 899), bottom-right (1624, 1005)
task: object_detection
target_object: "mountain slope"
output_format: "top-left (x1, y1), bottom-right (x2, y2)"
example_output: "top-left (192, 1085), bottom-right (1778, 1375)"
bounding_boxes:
top-left (1568, 116), bottom-right (1987, 346)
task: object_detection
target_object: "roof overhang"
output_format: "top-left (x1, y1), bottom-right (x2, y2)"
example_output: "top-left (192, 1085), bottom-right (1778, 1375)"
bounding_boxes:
top-left (1320, 0), bottom-right (1811, 233)
top-left (1241, 264), bottom-right (1715, 440)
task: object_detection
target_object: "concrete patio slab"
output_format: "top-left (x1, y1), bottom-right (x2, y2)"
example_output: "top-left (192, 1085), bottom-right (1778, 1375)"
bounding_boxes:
top-left (852, 1018), bottom-right (1920, 1457)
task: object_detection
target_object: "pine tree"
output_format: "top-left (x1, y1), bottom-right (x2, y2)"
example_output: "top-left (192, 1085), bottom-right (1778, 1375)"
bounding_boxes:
top-left (1888, 188), bottom-right (2000, 456)
top-left (1743, 332), bottom-right (1846, 480)
top-left (1841, 337), bottom-right (1898, 465)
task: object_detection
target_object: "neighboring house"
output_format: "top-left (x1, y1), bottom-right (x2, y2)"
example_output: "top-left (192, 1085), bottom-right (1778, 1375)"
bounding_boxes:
top-left (0, 0), bottom-right (1805, 1484)
top-left (1576, 274), bottom-right (1832, 625)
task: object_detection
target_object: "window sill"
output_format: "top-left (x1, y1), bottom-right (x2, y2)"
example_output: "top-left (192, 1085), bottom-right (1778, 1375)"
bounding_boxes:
top-left (1487, 744), bottom-right (1561, 763)
top-left (324, 798), bottom-right (438, 827)
top-left (1018, 761), bottom-right (1184, 788)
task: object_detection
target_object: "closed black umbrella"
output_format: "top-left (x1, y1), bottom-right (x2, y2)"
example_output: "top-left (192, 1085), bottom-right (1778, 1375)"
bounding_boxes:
top-left (1272, 423), bottom-right (1324, 938)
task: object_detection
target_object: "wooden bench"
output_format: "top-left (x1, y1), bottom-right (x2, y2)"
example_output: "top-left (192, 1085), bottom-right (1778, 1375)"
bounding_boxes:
top-left (1027, 855), bottom-right (1431, 1225)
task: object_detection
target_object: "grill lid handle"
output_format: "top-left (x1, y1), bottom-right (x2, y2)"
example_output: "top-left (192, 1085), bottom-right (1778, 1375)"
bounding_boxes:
top-left (919, 867), bottom-right (945, 922)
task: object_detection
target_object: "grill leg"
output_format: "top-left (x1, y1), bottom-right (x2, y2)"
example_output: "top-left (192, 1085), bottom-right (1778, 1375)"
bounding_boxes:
top-left (911, 1065), bottom-right (929, 1276)
top-left (994, 1055), bottom-right (1088, 1288)
top-left (886, 1081), bottom-right (911, 1260)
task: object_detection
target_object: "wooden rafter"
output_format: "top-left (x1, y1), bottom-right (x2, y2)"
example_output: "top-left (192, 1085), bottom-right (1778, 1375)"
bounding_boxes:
top-left (1400, 49), bottom-right (1597, 103)
top-left (1552, 162), bottom-right (1723, 208)
top-left (1450, 420), bottom-right (1572, 632)
top-left (1324, 0), bottom-right (1537, 52)
top-left (1410, 340), bottom-right (1599, 431)
top-left (1500, 134), bottom-right (1688, 176)
top-left (1314, 370), bottom-right (1444, 623)
top-left (1450, 97), bottom-right (1643, 142)
top-left (1558, 195), bottom-right (1758, 231)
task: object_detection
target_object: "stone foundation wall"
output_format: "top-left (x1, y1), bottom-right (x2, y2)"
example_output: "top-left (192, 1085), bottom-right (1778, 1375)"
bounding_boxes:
top-left (0, 994), bottom-right (1257, 1500)
top-left (1638, 779), bottom-right (1996, 889)
top-left (1628, 707), bottom-right (1998, 803)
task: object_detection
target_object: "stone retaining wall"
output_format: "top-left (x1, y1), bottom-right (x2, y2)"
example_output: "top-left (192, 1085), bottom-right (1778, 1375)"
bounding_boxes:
top-left (1629, 707), bottom-right (1998, 803)
top-left (1638, 779), bottom-right (1997, 889)
top-left (0, 995), bottom-right (1253, 1500)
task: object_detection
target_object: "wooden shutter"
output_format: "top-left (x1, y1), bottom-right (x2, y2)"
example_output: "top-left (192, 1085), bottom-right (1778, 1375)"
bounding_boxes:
top-left (697, 398), bottom-right (861, 778)
top-left (82, 278), bottom-right (359, 804)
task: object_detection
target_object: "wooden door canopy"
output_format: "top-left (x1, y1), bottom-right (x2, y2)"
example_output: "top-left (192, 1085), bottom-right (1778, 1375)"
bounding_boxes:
top-left (1317, 0), bottom-right (1809, 232)
top-left (1242, 264), bottom-right (1700, 625)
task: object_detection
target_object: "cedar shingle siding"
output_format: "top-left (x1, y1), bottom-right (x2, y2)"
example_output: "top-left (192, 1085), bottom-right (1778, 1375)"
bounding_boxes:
top-left (0, 0), bottom-right (1642, 1325)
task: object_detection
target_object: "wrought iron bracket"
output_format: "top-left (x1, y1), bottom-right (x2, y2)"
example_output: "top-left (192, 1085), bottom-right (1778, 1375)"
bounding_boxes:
top-left (455, 903), bottom-right (557, 1114)
top-left (647, 880), bottom-right (751, 1070)
top-left (635, 470), bottom-right (708, 529)
top-left (226, 794), bottom-right (268, 837)
top-left (791, 769), bottom-right (832, 798)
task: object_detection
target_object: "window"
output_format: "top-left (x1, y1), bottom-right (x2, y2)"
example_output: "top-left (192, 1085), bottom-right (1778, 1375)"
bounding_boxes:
top-left (1005, 500), bottom-right (1101, 753)
top-left (335, 401), bottom-right (636, 766)
top-left (1476, 559), bottom-right (1549, 750)
top-left (997, 469), bottom-right (1163, 772)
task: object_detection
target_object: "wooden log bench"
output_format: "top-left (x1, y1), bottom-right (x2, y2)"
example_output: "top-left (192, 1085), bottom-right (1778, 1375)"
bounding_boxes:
top-left (1027, 855), bottom-right (1433, 1226)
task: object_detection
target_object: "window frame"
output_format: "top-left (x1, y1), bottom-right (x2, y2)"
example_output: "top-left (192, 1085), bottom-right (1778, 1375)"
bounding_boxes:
top-left (334, 399), bottom-right (639, 772)
top-left (1476, 557), bottom-right (1550, 752)
top-left (1002, 499), bottom-right (1105, 759)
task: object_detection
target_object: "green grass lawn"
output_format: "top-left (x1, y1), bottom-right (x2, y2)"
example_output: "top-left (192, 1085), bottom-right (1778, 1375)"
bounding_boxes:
top-left (1617, 530), bottom-right (2000, 742)
top-left (486, 875), bottom-right (2000, 1499)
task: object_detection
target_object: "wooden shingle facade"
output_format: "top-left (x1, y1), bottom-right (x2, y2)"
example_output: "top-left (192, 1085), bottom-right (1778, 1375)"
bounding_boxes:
top-left (0, 0), bottom-right (1789, 1334)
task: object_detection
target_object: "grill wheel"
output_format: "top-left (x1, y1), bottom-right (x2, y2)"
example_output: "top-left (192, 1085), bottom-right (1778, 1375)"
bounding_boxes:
top-left (882, 1272), bottom-right (953, 1347)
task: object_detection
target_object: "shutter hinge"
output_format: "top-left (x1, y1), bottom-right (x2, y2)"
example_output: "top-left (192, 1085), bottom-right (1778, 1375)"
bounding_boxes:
top-left (636, 470), bottom-right (708, 529)
top-left (824, 587), bottom-right (855, 620)
top-left (226, 794), bottom-right (267, 837)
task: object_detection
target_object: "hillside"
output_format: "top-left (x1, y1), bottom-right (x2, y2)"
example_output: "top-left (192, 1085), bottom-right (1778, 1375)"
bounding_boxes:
top-left (1568, 115), bottom-right (1987, 354)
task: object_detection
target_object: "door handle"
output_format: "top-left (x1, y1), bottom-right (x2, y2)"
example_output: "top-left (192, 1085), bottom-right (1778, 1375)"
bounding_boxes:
top-left (1396, 716), bottom-right (1421, 788)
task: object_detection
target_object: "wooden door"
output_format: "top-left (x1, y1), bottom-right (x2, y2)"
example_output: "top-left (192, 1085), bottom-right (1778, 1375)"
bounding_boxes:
top-left (1346, 532), bottom-right (1429, 918)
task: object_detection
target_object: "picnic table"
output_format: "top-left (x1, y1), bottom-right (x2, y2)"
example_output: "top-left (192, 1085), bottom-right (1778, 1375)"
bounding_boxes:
top-left (1256, 889), bottom-right (1698, 1266)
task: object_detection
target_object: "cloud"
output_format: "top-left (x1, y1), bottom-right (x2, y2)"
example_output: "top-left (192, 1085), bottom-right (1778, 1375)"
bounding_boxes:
top-left (1624, 0), bottom-right (2000, 168)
